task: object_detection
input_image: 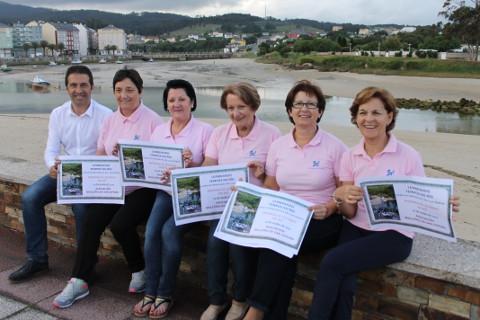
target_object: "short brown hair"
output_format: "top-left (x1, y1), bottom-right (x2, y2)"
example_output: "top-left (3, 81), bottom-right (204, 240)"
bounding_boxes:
top-left (220, 82), bottom-right (260, 111)
top-left (350, 87), bottom-right (398, 132)
top-left (285, 80), bottom-right (326, 124)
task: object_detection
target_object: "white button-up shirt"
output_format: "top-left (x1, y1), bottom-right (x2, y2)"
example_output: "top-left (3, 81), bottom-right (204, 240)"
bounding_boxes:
top-left (44, 99), bottom-right (112, 168)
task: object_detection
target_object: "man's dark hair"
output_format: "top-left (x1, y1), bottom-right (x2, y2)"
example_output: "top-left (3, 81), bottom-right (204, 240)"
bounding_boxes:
top-left (65, 65), bottom-right (94, 87)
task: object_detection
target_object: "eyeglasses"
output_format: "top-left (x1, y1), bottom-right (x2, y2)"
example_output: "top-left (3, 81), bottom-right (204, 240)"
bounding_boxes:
top-left (292, 101), bottom-right (318, 110)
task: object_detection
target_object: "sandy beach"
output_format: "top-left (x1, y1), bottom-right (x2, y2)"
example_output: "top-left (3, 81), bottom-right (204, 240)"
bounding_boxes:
top-left (0, 58), bottom-right (478, 242)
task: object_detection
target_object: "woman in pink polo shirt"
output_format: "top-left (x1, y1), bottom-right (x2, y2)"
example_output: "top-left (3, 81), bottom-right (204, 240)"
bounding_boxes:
top-left (200, 83), bottom-right (281, 320)
top-left (53, 68), bottom-right (163, 309)
top-left (243, 80), bottom-right (347, 320)
top-left (307, 87), bottom-right (460, 319)
top-left (133, 79), bottom-right (213, 318)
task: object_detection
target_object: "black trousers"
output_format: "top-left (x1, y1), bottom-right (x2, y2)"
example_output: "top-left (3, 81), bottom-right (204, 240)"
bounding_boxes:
top-left (72, 188), bottom-right (157, 282)
top-left (248, 214), bottom-right (343, 320)
top-left (307, 220), bottom-right (413, 320)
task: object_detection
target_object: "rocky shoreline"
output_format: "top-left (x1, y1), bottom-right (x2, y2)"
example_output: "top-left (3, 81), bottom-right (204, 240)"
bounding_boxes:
top-left (396, 98), bottom-right (480, 115)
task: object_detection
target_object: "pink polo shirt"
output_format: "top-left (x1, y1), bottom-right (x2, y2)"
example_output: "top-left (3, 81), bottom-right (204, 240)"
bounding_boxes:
top-left (266, 128), bottom-right (347, 204)
top-left (205, 117), bottom-right (281, 186)
top-left (97, 103), bottom-right (163, 155)
top-left (339, 134), bottom-right (425, 238)
top-left (150, 116), bottom-right (213, 165)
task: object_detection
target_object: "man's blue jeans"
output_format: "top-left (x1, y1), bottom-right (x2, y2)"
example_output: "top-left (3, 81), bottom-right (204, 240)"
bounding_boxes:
top-left (144, 190), bottom-right (190, 297)
top-left (22, 174), bottom-right (87, 263)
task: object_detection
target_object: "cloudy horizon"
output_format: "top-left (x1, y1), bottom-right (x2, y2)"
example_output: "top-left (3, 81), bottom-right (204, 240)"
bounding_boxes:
top-left (1, 0), bottom-right (447, 25)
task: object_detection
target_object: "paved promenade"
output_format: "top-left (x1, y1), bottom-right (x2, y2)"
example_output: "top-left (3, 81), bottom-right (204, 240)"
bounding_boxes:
top-left (0, 226), bottom-right (209, 320)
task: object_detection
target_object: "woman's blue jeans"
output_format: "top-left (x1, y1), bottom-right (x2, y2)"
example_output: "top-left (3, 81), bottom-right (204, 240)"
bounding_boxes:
top-left (144, 190), bottom-right (190, 297)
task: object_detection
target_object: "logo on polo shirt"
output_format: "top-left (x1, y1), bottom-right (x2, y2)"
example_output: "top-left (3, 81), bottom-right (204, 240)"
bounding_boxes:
top-left (386, 169), bottom-right (395, 176)
top-left (249, 149), bottom-right (257, 157)
top-left (312, 160), bottom-right (320, 168)
top-left (133, 134), bottom-right (140, 140)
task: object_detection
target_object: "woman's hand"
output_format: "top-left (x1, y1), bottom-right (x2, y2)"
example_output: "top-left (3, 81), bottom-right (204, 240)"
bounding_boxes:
top-left (450, 195), bottom-right (460, 212)
top-left (160, 167), bottom-right (172, 184)
top-left (309, 204), bottom-right (331, 220)
top-left (337, 185), bottom-right (363, 204)
top-left (247, 160), bottom-right (265, 179)
top-left (112, 143), bottom-right (120, 157)
top-left (182, 148), bottom-right (193, 168)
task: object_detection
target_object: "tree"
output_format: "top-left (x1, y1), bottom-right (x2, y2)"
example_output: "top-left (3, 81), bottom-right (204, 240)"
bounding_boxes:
top-left (47, 43), bottom-right (56, 57)
top-left (440, 0), bottom-right (480, 61)
top-left (110, 45), bottom-right (118, 56)
top-left (22, 43), bottom-right (31, 57)
top-left (31, 42), bottom-right (39, 57)
top-left (57, 43), bottom-right (65, 57)
top-left (40, 40), bottom-right (49, 57)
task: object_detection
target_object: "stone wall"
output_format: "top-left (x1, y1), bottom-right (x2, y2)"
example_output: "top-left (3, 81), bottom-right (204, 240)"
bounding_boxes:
top-left (1, 176), bottom-right (479, 319)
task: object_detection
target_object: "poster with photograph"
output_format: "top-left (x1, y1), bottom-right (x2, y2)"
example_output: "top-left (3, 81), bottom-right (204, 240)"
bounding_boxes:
top-left (57, 155), bottom-right (124, 204)
top-left (119, 140), bottom-right (184, 191)
top-left (171, 164), bottom-right (249, 225)
top-left (214, 181), bottom-right (313, 258)
top-left (359, 176), bottom-right (456, 241)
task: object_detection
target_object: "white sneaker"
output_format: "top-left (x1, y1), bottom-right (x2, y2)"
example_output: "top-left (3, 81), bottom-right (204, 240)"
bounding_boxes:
top-left (225, 300), bottom-right (249, 320)
top-left (200, 304), bottom-right (228, 320)
top-left (53, 278), bottom-right (89, 309)
top-left (129, 270), bottom-right (145, 293)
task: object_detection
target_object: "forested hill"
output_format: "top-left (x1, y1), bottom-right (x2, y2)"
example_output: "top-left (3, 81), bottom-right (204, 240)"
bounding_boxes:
top-left (0, 0), bottom-right (403, 35)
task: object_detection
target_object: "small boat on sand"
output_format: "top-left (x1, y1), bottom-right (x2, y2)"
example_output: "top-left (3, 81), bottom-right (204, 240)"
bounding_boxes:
top-left (30, 75), bottom-right (50, 90)
top-left (1, 64), bottom-right (12, 72)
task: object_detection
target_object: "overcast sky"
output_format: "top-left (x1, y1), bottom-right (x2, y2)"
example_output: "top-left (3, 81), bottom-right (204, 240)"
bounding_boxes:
top-left (3, 0), bottom-right (447, 25)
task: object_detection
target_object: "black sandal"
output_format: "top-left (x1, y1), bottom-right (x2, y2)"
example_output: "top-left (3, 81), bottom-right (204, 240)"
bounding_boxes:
top-left (133, 295), bottom-right (155, 317)
top-left (149, 296), bottom-right (174, 319)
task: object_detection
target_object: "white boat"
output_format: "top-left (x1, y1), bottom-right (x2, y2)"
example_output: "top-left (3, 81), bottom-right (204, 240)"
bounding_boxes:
top-left (115, 60), bottom-right (123, 64)
top-left (1, 64), bottom-right (12, 72)
top-left (48, 61), bottom-right (57, 66)
top-left (99, 58), bottom-right (107, 64)
top-left (31, 75), bottom-right (50, 88)
top-left (71, 59), bottom-right (82, 64)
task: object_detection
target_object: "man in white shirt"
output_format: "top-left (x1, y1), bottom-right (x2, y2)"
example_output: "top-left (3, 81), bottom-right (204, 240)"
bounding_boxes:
top-left (9, 65), bottom-right (111, 282)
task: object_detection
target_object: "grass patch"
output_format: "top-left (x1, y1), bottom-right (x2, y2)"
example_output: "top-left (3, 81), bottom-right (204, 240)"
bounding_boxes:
top-left (257, 53), bottom-right (480, 78)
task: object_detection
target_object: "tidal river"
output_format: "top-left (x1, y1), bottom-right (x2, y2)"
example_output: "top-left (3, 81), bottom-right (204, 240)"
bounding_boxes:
top-left (1, 80), bottom-right (479, 135)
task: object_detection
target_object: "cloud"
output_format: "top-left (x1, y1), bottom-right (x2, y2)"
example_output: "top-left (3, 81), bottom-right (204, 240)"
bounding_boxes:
top-left (2, 0), bottom-right (445, 25)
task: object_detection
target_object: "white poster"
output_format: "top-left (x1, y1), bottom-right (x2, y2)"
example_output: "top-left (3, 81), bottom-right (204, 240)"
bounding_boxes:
top-left (171, 164), bottom-right (249, 225)
top-left (57, 155), bottom-right (124, 204)
top-left (119, 140), bottom-right (184, 191)
top-left (359, 176), bottom-right (455, 242)
top-left (214, 181), bottom-right (313, 258)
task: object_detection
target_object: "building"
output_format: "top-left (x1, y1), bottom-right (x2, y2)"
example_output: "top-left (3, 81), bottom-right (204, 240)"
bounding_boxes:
top-left (97, 25), bottom-right (127, 55)
top-left (358, 28), bottom-right (370, 37)
top-left (332, 25), bottom-right (344, 32)
top-left (42, 22), bottom-right (80, 56)
top-left (0, 23), bottom-right (13, 58)
top-left (87, 27), bottom-right (98, 54)
top-left (127, 33), bottom-right (144, 45)
top-left (73, 23), bottom-right (89, 57)
top-left (399, 26), bottom-right (417, 33)
top-left (12, 22), bottom-right (42, 48)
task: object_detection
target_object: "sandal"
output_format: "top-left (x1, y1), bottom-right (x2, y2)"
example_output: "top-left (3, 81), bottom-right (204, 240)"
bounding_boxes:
top-left (149, 296), bottom-right (174, 319)
top-left (133, 295), bottom-right (155, 317)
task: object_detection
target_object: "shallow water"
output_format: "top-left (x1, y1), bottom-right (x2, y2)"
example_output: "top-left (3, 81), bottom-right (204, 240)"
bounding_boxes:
top-left (1, 81), bottom-right (479, 135)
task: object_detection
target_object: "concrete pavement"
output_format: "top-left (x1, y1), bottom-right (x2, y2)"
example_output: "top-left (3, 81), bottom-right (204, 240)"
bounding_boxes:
top-left (0, 226), bottom-right (209, 320)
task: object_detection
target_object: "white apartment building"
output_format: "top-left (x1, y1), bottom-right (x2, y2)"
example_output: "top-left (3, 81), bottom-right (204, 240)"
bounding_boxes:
top-left (0, 23), bottom-right (13, 58)
top-left (98, 25), bottom-right (127, 55)
top-left (73, 23), bottom-right (89, 57)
